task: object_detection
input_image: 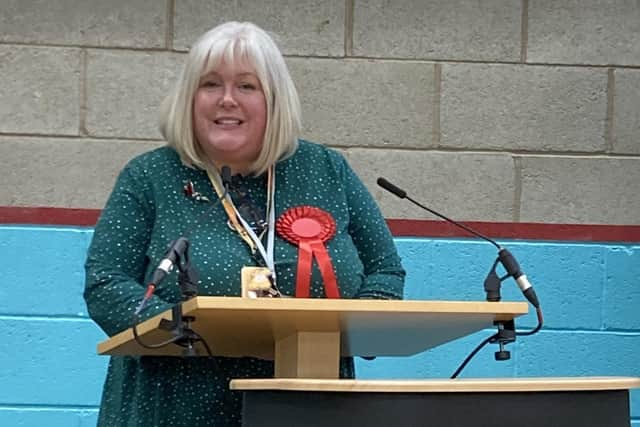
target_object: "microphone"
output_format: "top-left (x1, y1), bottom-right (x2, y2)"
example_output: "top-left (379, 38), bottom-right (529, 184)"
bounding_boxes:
top-left (151, 165), bottom-right (231, 286)
top-left (376, 178), bottom-right (407, 199)
top-left (376, 177), bottom-right (539, 309)
top-left (150, 237), bottom-right (190, 286)
top-left (498, 248), bottom-right (535, 304)
top-left (135, 237), bottom-right (190, 315)
top-left (134, 166), bottom-right (231, 315)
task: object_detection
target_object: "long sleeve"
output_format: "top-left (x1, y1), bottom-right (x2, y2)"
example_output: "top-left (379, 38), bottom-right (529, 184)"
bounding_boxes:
top-left (337, 154), bottom-right (405, 300)
top-left (84, 161), bottom-right (172, 337)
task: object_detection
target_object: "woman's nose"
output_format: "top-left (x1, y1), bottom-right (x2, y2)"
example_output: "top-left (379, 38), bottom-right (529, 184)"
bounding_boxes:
top-left (219, 87), bottom-right (238, 108)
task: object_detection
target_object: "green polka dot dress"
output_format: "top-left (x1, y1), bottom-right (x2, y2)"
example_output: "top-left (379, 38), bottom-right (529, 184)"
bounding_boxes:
top-left (84, 140), bottom-right (405, 426)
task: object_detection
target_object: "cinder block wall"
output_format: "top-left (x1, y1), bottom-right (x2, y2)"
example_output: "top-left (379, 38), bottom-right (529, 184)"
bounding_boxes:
top-left (1, 1), bottom-right (639, 426)
top-left (1, 0), bottom-right (639, 225)
top-left (0, 226), bottom-right (638, 425)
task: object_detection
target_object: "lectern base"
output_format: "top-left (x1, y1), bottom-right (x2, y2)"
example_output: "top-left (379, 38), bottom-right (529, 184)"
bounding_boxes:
top-left (241, 390), bottom-right (630, 427)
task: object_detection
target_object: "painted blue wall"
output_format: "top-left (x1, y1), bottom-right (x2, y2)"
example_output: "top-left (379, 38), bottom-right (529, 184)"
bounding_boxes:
top-left (1, 225), bottom-right (638, 426)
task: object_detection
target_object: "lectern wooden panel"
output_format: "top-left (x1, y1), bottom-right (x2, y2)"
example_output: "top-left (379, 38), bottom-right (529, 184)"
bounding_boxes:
top-left (98, 297), bottom-right (527, 378)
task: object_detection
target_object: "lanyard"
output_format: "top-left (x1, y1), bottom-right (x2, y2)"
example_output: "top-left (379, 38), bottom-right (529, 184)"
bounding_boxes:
top-left (207, 166), bottom-right (276, 282)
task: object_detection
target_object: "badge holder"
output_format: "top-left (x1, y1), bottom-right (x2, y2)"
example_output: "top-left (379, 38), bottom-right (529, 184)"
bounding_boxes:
top-left (241, 266), bottom-right (281, 298)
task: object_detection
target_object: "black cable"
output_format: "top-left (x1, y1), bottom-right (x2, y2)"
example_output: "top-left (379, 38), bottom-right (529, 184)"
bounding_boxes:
top-left (450, 307), bottom-right (544, 378)
top-left (131, 312), bottom-right (215, 357)
top-left (191, 330), bottom-right (214, 357)
top-left (516, 307), bottom-right (544, 336)
top-left (450, 333), bottom-right (497, 379)
top-left (132, 313), bottom-right (182, 349)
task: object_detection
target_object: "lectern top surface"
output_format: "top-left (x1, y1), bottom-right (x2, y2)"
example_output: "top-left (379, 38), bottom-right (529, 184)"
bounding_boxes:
top-left (98, 297), bottom-right (528, 357)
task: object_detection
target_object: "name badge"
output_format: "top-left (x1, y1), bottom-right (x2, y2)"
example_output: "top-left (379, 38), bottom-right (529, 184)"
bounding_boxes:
top-left (241, 266), bottom-right (274, 298)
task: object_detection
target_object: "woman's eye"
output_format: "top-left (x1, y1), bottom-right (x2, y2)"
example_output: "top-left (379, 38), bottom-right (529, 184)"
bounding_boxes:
top-left (239, 83), bottom-right (257, 90)
top-left (201, 80), bottom-right (220, 88)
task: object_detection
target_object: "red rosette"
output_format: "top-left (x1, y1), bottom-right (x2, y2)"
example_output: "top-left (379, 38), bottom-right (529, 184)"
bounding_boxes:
top-left (276, 206), bottom-right (340, 298)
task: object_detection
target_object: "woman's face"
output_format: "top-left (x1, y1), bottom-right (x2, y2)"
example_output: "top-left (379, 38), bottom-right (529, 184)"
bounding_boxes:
top-left (193, 59), bottom-right (267, 173)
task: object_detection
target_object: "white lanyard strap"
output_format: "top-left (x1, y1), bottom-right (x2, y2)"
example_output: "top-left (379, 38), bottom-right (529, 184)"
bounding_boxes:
top-left (207, 166), bottom-right (276, 281)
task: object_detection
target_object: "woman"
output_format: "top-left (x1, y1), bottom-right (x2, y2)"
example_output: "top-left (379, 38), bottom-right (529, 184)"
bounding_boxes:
top-left (85, 21), bottom-right (405, 426)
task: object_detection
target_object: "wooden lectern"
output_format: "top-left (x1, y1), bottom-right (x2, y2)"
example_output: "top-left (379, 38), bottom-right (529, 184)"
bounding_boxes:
top-left (98, 296), bottom-right (527, 379)
top-left (98, 297), bottom-right (640, 426)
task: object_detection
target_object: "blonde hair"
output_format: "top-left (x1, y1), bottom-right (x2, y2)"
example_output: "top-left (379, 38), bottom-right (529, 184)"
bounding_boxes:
top-left (159, 21), bottom-right (301, 175)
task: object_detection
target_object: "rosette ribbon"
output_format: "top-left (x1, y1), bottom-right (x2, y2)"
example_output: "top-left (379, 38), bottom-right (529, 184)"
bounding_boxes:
top-left (276, 206), bottom-right (340, 298)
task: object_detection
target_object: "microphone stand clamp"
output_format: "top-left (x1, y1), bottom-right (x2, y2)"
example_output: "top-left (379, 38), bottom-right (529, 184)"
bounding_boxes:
top-left (158, 305), bottom-right (200, 357)
top-left (490, 319), bottom-right (516, 361)
top-left (158, 242), bottom-right (204, 357)
top-left (484, 256), bottom-right (516, 360)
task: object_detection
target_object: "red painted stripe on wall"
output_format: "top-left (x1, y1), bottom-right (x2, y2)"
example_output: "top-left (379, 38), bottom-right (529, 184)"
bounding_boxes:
top-left (0, 206), bottom-right (101, 227)
top-left (387, 219), bottom-right (640, 243)
top-left (1, 206), bottom-right (639, 243)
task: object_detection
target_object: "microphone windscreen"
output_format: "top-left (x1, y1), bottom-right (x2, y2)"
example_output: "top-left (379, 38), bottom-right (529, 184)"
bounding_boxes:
top-left (167, 237), bottom-right (190, 261)
top-left (377, 177), bottom-right (407, 199)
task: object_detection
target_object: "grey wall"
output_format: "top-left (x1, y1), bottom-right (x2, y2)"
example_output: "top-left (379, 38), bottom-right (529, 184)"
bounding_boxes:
top-left (1, 0), bottom-right (639, 224)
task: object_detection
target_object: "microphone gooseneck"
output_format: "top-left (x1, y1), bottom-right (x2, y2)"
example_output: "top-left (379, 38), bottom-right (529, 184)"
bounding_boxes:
top-left (376, 176), bottom-right (539, 308)
top-left (377, 177), bottom-right (500, 250)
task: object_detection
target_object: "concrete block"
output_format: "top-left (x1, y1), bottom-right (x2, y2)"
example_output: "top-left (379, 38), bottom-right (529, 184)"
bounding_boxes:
top-left (440, 63), bottom-right (608, 152)
top-left (0, 45), bottom-right (80, 135)
top-left (86, 50), bottom-right (184, 139)
top-left (613, 69), bottom-right (640, 154)
top-left (288, 58), bottom-right (436, 149)
top-left (398, 239), bottom-right (496, 302)
top-left (174, 0), bottom-right (344, 55)
top-left (344, 149), bottom-right (515, 222)
top-left (528, 0), bottom-right (640, 65)
top-left (0, 136), bottom-right (164, 208)
top-left (0, 226), bottom-right (92, 317)
top-left (604, 246), bottom-right (640, 330)
top-left (353, 0), bottom-right (521, 61)
top-left (0, 409), bottom-right (98, 427)
top-left (0, 0), bottom-right (167, 48)
top-left (0, 318), bottom-right (107, 405)
top-left (519, 156), bottom-right (640, 225)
